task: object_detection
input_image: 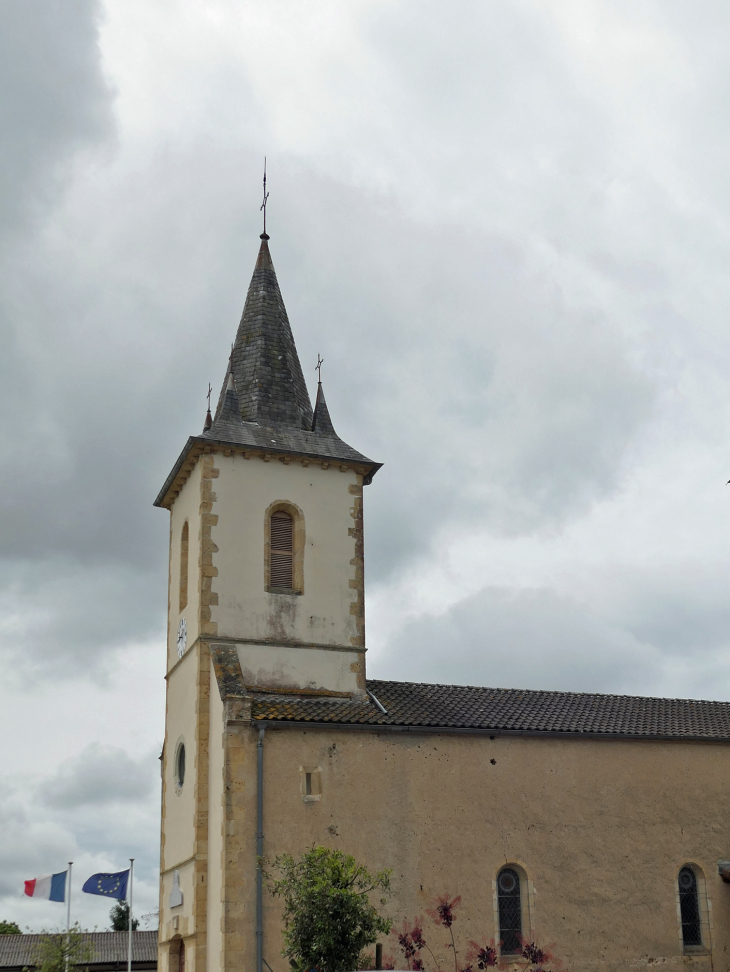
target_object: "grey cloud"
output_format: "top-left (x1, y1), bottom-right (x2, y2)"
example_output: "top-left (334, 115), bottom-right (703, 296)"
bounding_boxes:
top-left (377, 561), bottom-right (730, 701)
top-left (0, 3), bottom-right (727, 707)
top-left (591, 563), bottom-right (730, 661)
top-left (378, 586), bottom-right (656, 696)
top-left (0, 559), bottom-right (164, 680)
top-left (0, 793), bottom-right (69, 898)
top-left (282, 209), bottom-right (654, 567)
top-left (0, 0), bottom-right (113, 234)
top-left (40, 743), bottom-right (157, 809)
top-left (0, 149), bottom-right (653, 678)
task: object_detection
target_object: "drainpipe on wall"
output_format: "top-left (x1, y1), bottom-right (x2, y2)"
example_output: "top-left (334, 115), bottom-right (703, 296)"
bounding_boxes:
top-left (256, 725), bottom-right (267, 972)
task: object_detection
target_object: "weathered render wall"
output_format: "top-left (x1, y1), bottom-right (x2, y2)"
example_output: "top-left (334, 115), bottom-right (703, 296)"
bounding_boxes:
top-left (229, 726), bottom-right (730, 972)
top-left (206, 669), bottom-right (225, 972)
top-left (160, 456), bottom-right (213, 972)
top-left (159, 642), bottom-right (210, 972)
top-left (209, 455), bottom-right (362, 649)
top-left (161, 650), bottom-right (199, 875)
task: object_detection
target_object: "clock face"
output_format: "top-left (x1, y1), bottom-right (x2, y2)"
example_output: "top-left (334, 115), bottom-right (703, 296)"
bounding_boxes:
top-left (177, 617), bottom-right (187, 658)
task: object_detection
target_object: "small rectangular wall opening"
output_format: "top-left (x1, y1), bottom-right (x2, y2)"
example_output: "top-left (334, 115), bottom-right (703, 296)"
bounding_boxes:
top-left (300, 766), bottom-right (322, 802)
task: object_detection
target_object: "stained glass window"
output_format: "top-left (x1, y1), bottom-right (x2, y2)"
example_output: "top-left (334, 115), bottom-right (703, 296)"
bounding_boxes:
top-left (498, 868), bottom-right (522, 955)
top-left (678, 867), bottom-right (702, 948)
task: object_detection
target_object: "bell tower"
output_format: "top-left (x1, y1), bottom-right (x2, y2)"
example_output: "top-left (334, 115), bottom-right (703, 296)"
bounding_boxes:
top-left (154, 229), bottom-right (381, 972)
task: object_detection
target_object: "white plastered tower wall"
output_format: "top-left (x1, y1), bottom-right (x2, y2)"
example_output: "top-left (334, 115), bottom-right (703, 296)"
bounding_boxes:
top-left (158, 451), bottom-right (369, 972)
top-left (159, 459), bottom-right (210, 972)
top-left (211, 453), bottom-right (366, 695)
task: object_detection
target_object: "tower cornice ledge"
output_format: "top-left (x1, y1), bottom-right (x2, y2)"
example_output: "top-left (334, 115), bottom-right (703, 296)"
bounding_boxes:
top-left (154, 434), bottom-right (382, 509)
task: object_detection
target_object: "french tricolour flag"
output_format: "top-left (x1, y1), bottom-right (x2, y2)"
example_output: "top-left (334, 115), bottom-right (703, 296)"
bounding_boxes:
top-left (24, 871), bottom-right (67, 902)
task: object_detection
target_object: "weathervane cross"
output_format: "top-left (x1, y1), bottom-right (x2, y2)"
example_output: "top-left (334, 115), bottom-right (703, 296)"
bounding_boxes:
top-left (260, 157), bottom-right (270, 236)
top-left (315, 354), bottom-right (324, 382)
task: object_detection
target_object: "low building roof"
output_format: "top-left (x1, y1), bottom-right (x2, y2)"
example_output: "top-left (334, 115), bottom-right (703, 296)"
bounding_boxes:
top-left (251, 677), bottom-right (730, 741)
top-left (0, 931), bottom-right (157, 971)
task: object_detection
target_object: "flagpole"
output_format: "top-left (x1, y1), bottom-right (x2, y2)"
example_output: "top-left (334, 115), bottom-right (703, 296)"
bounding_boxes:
top-left (67, 862), bottom-right (73, 935)
top-left (127, 859), bottom-right (134, 972)
top-left (66, 862), bottom-right (73, 972)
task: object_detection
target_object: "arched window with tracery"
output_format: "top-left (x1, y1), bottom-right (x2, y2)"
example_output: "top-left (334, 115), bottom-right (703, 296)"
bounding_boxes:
top-left (678, 866), bottom-right (702, 948)
top-left (179, 521), bottom-right (189, 612)
top-left (269, 510), bottom-right (294, 590)
top-left (497, 867), bottom-right (522, 955)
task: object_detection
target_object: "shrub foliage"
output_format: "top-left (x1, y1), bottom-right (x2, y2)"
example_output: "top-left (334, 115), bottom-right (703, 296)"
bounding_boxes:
top-left (267, 846), bottom-right (392, 972)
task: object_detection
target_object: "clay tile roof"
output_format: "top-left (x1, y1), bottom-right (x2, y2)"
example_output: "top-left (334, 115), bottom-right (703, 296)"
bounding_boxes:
top-left (251, 678), bottom-right (730, 740)
top-left (0, 932), bottom-right (158, 970)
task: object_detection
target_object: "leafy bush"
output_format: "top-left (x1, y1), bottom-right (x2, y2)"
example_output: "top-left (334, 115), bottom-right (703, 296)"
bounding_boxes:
top-left (267, 846), bottom-right (392, 972)
top-left (28, 926), bottom-right (93, 972)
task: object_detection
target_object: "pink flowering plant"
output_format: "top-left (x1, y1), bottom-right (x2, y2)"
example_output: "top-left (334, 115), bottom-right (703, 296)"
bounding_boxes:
top-left (391, 895), bottom-right (566, 972)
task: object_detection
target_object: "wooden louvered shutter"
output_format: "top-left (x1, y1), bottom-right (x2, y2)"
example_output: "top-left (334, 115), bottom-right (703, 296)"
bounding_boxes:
top-left (270, 511), bottom-right (293, 588)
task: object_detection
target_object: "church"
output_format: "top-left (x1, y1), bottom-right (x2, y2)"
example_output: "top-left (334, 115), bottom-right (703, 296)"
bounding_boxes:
top-left (154, 228), bottom-right (730, 972)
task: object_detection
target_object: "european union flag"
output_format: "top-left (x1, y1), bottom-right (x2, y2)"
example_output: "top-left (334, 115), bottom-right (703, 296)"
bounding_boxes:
top-left (82, 869), bottom-right (129, 900)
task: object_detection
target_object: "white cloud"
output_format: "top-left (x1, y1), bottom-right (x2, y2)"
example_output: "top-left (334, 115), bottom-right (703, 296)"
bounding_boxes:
top-left (40, 743), bottom-right (157, 809)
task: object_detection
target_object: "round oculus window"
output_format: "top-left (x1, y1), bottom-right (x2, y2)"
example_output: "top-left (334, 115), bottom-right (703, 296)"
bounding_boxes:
top-left (498, 869), bottom-right (519, 894)
top-left (679, 868), bottom-right (696, 891)
top-left (175, 743), bottom-right (186, 788)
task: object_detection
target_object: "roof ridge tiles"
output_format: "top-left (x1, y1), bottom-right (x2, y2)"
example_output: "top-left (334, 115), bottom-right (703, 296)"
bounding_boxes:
top-left (365, 677), bottom-right (727, 708)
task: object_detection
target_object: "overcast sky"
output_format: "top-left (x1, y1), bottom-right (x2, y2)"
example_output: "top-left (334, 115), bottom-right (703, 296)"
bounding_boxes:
top-left (3, 0), bottom-right (730, 931)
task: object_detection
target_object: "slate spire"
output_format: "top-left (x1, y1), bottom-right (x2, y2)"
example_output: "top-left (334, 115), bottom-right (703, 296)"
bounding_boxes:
top-left (217, 366), bottom-right (242, 423)
top-left (154, 232), bottom-right (384, 510)
top-left (311, 382), bottom-right (336, 435)
top-left (214, 235), bottom-right (313, 430)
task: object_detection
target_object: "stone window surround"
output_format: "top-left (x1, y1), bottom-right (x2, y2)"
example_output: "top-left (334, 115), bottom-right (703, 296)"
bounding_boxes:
top-left (492, 862), bottom-right (534, 962)
top-left (676, 861), bottom-right (713, 955)
top-left (264, 499), bottom-right (305, 595)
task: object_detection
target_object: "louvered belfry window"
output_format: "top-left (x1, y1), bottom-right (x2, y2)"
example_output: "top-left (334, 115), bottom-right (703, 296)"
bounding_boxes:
top-left (270, 511), bottom-right (294, 589)
top-left (678, 867), bottom-right (702, 947)
top-left (497, 868), bottom-right (522, 955)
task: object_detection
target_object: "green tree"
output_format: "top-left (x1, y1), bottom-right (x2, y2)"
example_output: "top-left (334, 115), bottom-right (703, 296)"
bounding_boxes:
top-left (28, 925), bottom-right (93, 972)
top-left (109, 902), bottom-right (139, 932)
top-left (267, 846), bottom-right (392, 972)
top-left (0, 920), bottom-right (21, 934)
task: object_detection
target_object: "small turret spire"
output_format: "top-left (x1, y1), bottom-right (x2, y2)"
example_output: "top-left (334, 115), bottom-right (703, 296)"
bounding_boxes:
top-left (204, 383), bottom-right (212, 431)
top-left (311, 364), bottom-right (337, 436)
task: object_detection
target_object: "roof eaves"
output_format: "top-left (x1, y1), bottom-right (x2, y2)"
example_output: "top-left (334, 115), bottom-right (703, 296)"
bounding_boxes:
top-left (153, 436), bottom-right (201, 508)
top-left (154, 436), bottom-right (383, 509)
top-left (253, 718), bottom-right (730, 743)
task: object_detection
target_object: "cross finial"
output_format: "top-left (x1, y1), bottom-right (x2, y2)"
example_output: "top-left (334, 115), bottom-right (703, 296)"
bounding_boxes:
top-left (315, 354), bottom-right (324, 382)
top-left (260, 157), bottom-right (270, 239)
top-left (207, 383), bottom-right (212, 409)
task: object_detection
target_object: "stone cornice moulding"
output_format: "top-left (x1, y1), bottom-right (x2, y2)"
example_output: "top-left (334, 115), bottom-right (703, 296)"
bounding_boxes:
top-left (154, 436), bottom-right (380, 510)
